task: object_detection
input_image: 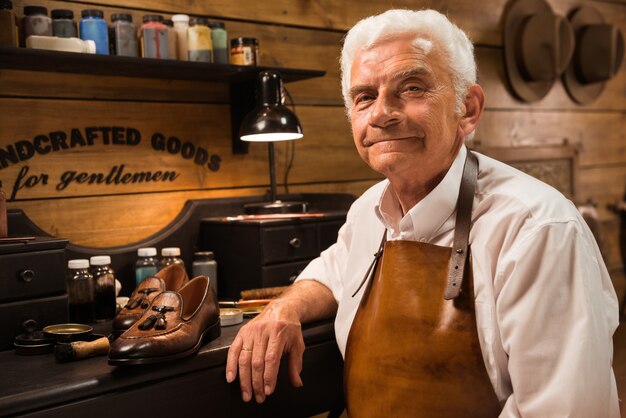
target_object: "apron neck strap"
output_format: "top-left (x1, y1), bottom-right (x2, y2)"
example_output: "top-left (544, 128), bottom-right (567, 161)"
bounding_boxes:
top-left (443, 150), bottom-right (479, 300)
top-left (351, 150), bottom-right (479, 299)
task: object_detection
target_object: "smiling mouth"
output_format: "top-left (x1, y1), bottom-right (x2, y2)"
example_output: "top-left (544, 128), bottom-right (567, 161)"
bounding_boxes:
top-left (363, 136), bottom-right (423, 147)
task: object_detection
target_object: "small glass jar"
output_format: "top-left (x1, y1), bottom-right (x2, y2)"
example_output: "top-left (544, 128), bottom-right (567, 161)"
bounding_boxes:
top-left (80, 9), bottom-right (109, 54)
top-left (139, 14), bottom-right (168, 59)
top-left (171, 14), bottom-right (189, 61)
top-left (230, 37), bottom-right (258, 66)
top-left (67, 259), bottom-right (95, 324)
top-left (160, 247), bottom-right (184, 269)
top-left (209, 21), bottom-right (228, 64)
top-left (192, 251), bottom-right (218, 295)
top-left (187, 17), bottom-right (212, 62)
top-left (135, 247), bottom-right (159, 285)
top-left (0, 0), bottom-right (17, 48)
top-left (109, 13), bottom-right (137, 57)
top-left (89, 256), bottom-right (117, 321)
top-left (163, 18), bottom-right (178, 60)
top-left (51, 9), bottom-right (77, 38)
top-left (23, 5), bottom-right (52, 41)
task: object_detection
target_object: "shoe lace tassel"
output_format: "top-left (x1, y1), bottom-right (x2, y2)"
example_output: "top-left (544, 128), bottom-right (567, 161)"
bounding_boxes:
top-left (139, 305), bottom-right (175, 330)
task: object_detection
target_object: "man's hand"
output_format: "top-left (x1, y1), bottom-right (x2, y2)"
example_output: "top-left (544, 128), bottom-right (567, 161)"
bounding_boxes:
top-left (226, 300), bottom-right (305, 403)
top-left (225, 280), bottom-right (338, 404)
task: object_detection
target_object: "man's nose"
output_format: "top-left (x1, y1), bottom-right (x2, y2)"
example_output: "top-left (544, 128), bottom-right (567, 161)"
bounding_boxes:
top-left (368, 93), bottom-right (402, 128)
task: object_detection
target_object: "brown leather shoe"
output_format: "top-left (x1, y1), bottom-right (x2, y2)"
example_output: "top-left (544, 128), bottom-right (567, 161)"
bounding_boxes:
top-left (112, 264), bottom-right (188, 337)
top-left (108, 276), bottom-right (220, 365)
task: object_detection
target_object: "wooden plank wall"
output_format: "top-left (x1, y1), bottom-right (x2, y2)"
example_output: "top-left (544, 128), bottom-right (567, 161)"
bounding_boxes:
top-left (1, 0), bottom-right (625, 287)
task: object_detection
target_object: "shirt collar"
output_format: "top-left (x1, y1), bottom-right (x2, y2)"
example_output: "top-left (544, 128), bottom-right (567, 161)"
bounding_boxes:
top-left (375, 146), bottom-right (467, 241)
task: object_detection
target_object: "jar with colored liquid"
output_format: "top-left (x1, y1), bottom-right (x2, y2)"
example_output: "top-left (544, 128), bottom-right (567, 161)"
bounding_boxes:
top-left (22, 6), bottom-right (52, 43)
top-left (160, 247), bottom-right (184, 269)
top-left (109, 13), bottom-right (137, 57)
top-left (67, 259), bottom-right (95, 324)
top-left (187, 17), bottom-right (212, 62)
top-left (209, 21), bottom-right (228, 64)
top-left (163, 19), bottom-right (178, 60)
top-left (171, 14), bottom-right (189, 61)
top-left (89, 256), bottom-right (116, 321)
top-left (51, 9), bottom-right (77, 38)
top-left (135, 247), bottom-right (159, 285)
top-left (80, 9), bottom-right (109, 54)
top-left (139, 14), bottom-right (168, 59)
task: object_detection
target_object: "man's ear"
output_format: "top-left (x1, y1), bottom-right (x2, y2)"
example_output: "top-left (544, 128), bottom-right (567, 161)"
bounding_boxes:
top-left (459, 84), bottom-right (485, 136)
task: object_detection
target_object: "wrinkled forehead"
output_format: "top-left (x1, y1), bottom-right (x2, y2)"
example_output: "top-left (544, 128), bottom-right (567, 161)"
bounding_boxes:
top-left (350, 34), bottom-right (440, 80)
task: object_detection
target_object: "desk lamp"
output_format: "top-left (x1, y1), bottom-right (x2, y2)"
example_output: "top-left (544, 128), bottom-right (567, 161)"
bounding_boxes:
top-left (240, 71), bottom-right (307, 214)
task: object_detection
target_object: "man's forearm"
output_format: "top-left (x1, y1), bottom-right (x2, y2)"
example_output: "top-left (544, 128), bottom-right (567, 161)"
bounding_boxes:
top-left (273, 279), bottom-right (338, 324)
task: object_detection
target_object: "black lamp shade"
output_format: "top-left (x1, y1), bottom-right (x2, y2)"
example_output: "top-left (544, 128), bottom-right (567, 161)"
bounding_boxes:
top-left (239, 71), bottom-right (303, 142)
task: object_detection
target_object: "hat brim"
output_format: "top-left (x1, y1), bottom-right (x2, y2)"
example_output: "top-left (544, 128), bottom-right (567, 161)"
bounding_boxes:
top-left (562, 6), bottom-right (606, 104)
top-left (504, 0), bottom-right (556, 102)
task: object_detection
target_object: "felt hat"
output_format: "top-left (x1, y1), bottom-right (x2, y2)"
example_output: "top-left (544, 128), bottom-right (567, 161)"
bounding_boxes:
top-left (562, 6), bottom-right (625, 104)
top-left (504, 0), bottom-right (574, 102)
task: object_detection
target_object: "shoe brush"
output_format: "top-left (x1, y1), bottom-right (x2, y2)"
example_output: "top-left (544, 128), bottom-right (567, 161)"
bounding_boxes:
top-left (54, 336), bottom-right (111, 363)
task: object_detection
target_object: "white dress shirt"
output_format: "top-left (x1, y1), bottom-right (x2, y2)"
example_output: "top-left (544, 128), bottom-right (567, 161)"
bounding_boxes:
top-left (297, 146), bottom-right (620, 417)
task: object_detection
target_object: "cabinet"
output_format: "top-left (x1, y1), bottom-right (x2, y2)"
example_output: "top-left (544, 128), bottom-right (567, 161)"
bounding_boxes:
top-left (0, 237), bottom-right (68, 350)
top-left (0, 47), bottom-right (325, 153)
top-left (199, 213), bottom-right (345, 299)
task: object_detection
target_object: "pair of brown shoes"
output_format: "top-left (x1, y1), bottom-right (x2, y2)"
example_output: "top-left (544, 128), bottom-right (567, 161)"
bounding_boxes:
top-left (108, 264), bottom-right (220, 365)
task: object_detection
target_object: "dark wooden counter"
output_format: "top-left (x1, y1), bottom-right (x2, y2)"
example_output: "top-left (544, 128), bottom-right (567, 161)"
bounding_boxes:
top-left (0, 319), bottom-right (344, 418)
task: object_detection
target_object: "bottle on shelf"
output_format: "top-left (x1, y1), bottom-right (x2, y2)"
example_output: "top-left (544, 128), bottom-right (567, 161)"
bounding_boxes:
top-left (171, 14), bottom-right (189, 61)
top-left (160, 247), bottom-right (184, 269)
top-left (163, 18), bottom-right (178, 60)
top-left (89, 255), bottom-right (117, 321)
top-left (139, 14), bottom-right (168, 59)
top-left (25, 35), bottom-right (95, 53)
top-left (135, 247), bottom-right (159, 285)
top-left (109, 13), bottom-right (137, 57)
top-left (0, 1), bottom-right (17, 48)
top-left (22, 5), bottom-right (52, 45)
top-left (192, 251), bottom-right (218, 294)
top-left (187, 17), bottom-right (212, 62)
top-left (67, 259), bottom-right (95, 324)
top-left (51, 9), bottom-right (77, 38)
top-left (80, 9), bottom-right (109, 55)
top-left (209, 21), bottom-right (228, 64)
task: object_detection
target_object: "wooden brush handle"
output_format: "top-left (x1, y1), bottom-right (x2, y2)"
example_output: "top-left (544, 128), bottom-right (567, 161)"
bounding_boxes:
top-left (240, 286), bottom-right (288, 300)
top-left (73, 337), bottom-right (110, 359)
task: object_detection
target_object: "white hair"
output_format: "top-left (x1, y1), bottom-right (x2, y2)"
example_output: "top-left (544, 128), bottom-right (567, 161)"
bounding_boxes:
top-left (340, 9), bottom-right (477, 118)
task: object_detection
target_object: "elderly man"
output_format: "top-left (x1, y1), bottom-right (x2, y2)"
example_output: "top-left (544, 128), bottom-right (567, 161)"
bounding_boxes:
top-left (226, 9), bottom-right (619, 417)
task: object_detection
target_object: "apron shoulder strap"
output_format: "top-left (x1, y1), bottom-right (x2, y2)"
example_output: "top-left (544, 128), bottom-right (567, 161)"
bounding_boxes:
top-left (444, 150), bottom-right (479, 300)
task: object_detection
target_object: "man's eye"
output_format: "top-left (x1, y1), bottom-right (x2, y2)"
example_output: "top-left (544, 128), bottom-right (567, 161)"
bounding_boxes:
top-left (355, 94), bottom-right (374, 104)
top-left (405, 85), bottom-right (424, 93)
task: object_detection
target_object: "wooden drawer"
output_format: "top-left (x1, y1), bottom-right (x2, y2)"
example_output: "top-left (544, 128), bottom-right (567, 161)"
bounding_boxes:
top-left (0, 249), bottom-right (67, 303)
top-left (260, 224), bottom-right (319, 264)
top-left (0, 294), bottom-right (69, 351)
top-left (261, 260), bottom-right (311, 288)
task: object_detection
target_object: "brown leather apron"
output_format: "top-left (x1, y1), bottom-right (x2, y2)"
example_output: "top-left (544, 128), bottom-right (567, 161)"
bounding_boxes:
top-left (344, 151), bottom-right (501, 417)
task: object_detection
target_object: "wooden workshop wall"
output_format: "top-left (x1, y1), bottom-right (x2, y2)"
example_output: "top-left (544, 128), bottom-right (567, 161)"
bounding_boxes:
top-left (1, 0), bottom-right (625, 285)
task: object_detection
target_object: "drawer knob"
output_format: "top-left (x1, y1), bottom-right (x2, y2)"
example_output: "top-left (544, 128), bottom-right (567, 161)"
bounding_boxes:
top-left (289, 237), bottom-right (301, 248)
top-left (20, 269), bottom-right (35, 283)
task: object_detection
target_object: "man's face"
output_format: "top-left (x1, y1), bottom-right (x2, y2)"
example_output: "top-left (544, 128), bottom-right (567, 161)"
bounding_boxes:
top-left (349, 35), bottom-right (466, 184)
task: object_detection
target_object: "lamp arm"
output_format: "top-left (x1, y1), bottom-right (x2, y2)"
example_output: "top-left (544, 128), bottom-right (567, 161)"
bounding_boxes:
top-left (268, 142), bottom-right (278, 202)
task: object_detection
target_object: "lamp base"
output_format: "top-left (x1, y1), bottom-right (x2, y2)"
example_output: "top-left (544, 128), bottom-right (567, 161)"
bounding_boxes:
top-left (243, 200), bottom-right (308, 215)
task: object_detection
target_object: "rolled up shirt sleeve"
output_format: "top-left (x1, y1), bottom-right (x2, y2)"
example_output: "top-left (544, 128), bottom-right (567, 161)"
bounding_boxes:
top-left (495, 218), bottom-right (620, 417)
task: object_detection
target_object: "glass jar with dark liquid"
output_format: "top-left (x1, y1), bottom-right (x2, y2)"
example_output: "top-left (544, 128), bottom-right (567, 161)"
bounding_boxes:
top-left (67, 259), bottom-right (95, 324)
top-left (89, 255), bottom-right (117, 321)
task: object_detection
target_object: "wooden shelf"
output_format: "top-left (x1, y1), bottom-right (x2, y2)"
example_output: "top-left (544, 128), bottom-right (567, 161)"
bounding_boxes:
top-left (0, 47), bottom-right (326, 153)
top-left (0, 47), bottom-right (324, 83)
